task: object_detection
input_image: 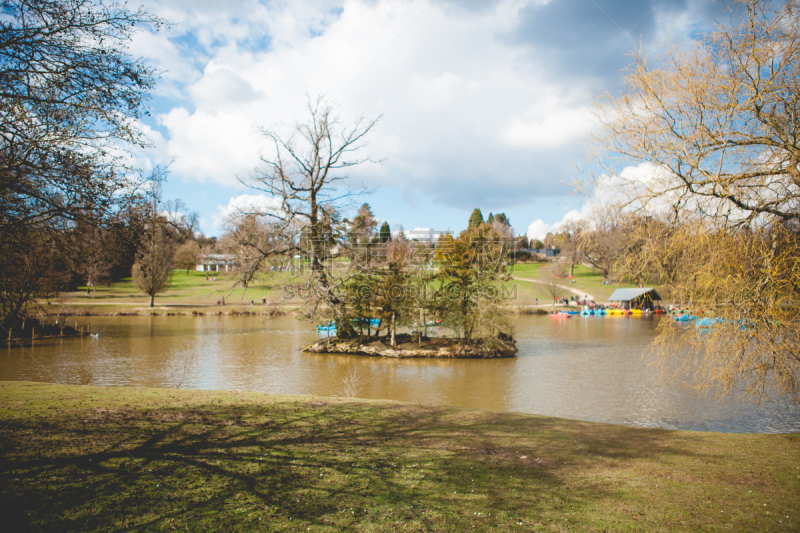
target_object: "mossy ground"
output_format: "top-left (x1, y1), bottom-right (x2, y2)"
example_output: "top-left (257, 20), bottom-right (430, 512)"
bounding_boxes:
top-left (1, 382), bottom-right (798, 532)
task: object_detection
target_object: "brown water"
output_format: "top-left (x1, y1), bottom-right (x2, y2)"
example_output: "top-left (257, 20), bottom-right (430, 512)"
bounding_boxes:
top-left (1, 315), bottom-right (798, 433)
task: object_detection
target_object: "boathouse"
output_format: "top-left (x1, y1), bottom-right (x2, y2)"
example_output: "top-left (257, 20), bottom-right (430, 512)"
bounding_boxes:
top-left (608, 288), bottom-right (662, 310)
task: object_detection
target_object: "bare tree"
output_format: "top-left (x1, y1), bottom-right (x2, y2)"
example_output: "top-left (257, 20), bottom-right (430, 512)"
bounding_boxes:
top-left (162, 198), bottom-right (199, 241)
top-left (238, 96), bottom-right (381, 327)
top-left (591, 0), bottom-right (799, 226)
top-left (538, 263), bottom-right (565, 306)
top-left (173, 240), bottom-right (200, 275)
top-left (132, 226), bottom-right (174, 307)
top-left (578, 207), bottom-right (627, 282)
top-left (75, 226), bottom-right (112, 296)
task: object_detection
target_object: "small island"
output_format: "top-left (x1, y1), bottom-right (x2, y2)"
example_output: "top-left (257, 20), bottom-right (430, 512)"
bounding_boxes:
top-left (303, 333), bottom-right (517, 358)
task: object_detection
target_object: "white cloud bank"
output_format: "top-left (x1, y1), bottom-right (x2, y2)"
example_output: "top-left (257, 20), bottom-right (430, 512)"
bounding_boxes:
top-left (525, 162), bottom-right (679, 242)
top-left (137, 0), bottom-right (601, 206)
top-left (129, 0), bottom-right (716, 234)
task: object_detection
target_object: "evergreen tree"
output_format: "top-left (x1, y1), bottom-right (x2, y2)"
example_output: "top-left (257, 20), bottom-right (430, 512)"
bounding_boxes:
top-left (495, 213), bottom-right (510, 227)
top-left (486, 213), bottom-right (495, 224)
top-left (468, 208), bottom-right (484, 228)
top-left (379, 221), bottom-right (391, 242)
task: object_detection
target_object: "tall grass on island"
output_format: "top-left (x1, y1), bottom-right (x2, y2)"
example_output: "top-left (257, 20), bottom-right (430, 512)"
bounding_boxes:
top-left (1, 382), bottom-right (797, 531)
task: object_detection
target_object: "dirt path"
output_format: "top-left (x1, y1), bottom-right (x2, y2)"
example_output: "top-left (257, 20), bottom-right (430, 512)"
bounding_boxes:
top-left (512, 277), bottom-right (595, 302)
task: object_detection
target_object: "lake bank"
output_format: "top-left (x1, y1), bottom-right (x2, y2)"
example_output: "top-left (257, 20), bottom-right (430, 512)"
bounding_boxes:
top-left (33, 303), bottom-right (292, 317)
top-left (1, 381), bottom-right (797, 532)
top-left (38, 302), bottom-right (552, 317)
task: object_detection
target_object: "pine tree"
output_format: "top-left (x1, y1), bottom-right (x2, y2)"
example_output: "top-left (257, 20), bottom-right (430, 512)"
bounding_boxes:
top-left (468, 208), bottom-right (484, 228)
top-left (486, 213), bottom-right (495, 225)
top-left (379, 221), bottom-right (391, 242)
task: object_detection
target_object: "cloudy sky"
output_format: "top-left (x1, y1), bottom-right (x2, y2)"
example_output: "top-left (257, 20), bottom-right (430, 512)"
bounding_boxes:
top-left (129, 0), bottom-right (721, 239)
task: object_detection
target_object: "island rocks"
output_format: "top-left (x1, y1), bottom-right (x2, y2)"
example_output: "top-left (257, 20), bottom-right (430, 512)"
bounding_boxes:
top-left (303, 333), bottom-right (517, 358)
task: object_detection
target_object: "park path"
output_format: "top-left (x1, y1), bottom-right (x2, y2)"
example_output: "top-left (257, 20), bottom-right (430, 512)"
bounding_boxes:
top-left (512, 277), bottom-right (595, 302)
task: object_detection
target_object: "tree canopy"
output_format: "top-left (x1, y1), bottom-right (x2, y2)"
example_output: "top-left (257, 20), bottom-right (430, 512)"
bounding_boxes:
top-left (468, 208), bottom-right (484, 228)
top-left (0, 0), bottom-right (163, 326)
top-left (591, 0), bottom-right (800, 401)
top-left (379, 221), bottom-right (391, 242)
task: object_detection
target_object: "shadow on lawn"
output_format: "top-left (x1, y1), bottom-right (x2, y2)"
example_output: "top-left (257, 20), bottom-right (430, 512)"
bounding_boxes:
top-left (0, 401), bottom-right (710, 531)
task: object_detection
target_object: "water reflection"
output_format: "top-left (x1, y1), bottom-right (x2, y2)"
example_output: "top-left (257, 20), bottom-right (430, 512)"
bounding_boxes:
top-left (2, 315), bottom-right (798, 433)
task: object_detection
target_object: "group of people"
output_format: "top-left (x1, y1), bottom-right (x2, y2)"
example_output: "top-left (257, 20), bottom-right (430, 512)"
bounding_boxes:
top-left (554, 295), bottom-right (591, 306)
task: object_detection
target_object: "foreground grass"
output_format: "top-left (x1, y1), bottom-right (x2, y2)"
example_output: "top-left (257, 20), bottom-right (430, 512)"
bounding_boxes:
top-left (1, 383), bottom-right (798, 531)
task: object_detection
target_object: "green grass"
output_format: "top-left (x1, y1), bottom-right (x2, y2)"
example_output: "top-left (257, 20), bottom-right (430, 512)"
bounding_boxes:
top-left (56, 267), bottom-right (571, 313)
top-left (1, 382), bottom-right (798, 532)
top-left (52, 263), bottom-right (662, 313)
top-left (509, 263), bottom-right (666, 303)
top-left (58, 269), bottom-right (305, 308)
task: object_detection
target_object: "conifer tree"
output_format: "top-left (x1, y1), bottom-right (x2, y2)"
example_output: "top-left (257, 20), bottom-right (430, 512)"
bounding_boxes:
top-left (379, 221), bottom-right (391, 242)
top-left (468, 208), bottom-right (484, 228)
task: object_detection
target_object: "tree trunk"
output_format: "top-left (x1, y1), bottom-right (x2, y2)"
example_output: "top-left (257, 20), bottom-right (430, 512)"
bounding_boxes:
top-left (149, 294), bottom-right (154, 308)
top-left (419, 307), bottom-right (423, 346)
top-left (390, 312), bottom-right (396, 348)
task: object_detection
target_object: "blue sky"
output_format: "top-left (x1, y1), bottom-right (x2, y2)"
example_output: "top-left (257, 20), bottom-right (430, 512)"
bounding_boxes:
top-left (127, 0), bottom-right (720, 239)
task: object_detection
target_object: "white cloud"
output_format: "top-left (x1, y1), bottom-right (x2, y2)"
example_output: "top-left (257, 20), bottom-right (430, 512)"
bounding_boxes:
top-left (526, 219), bottom-right (551, 241)
top-left (131, 0), bottom-right (718, 234)
top-left (217, 193), bottom-right (283, 225)
top-left (526, 208), bottom-right (584, 241)
top-left (142, 0), bottom-right (602, 200)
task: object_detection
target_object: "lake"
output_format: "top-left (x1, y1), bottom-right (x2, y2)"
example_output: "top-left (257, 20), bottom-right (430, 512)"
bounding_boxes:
top-left (2, 314), bottom-right (798, 433)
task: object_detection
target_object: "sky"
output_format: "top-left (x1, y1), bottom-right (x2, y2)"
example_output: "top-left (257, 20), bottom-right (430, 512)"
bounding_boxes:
top-left (127, 0), bottom-right (722, 240)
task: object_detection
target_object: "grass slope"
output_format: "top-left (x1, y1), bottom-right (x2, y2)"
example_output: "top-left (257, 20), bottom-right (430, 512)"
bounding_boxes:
top-left (510, 263), bottom-right (666, 303)
top-left (1, 382), bottom-right (797, 532)
top-left (52, 270), bottom-right (302, 314)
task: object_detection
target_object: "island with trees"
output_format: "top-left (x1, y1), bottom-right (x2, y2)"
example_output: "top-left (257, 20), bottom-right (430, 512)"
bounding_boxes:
top-left (222, 99), bottom-right (519, 358)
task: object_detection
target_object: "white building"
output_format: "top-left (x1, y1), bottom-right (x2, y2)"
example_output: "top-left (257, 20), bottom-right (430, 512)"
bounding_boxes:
top-left (391, 227), bottom-right (452, 244)
top-left (196, 254), bottom-right (236, 272)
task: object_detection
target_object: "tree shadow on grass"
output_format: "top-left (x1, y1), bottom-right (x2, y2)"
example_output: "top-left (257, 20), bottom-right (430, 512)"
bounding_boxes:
top-left (0, 400), bottom-right (765, 532)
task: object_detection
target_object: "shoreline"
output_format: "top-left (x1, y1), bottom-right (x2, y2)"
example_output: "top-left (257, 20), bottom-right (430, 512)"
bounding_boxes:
top-left (303, 333), bottom-right (518, 358)
top-left (37, 302), bottom-right (583, 318)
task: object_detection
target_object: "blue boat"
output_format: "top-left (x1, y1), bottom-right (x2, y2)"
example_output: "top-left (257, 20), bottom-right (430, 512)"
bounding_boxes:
top-left (672, 314), bottom-right (697, 322)
top-left (317, 323), bottom-right (337, 338)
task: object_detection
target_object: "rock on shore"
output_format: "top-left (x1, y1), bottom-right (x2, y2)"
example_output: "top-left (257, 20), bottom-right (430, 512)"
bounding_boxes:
top-left (303, 333), bottom-right (517, 358)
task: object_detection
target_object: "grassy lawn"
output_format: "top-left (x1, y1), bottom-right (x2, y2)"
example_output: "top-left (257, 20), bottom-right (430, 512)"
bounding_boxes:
top-left (53, 267), bottom-right (572, 312)
top-left (1, 382), bottom-right (797, 532)
top-left (50, 263), bottom-right (666, 312)
top-left (55, 269), bottom-right (305, 309)
top-left (510, 263), bottom-right (666, 303)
